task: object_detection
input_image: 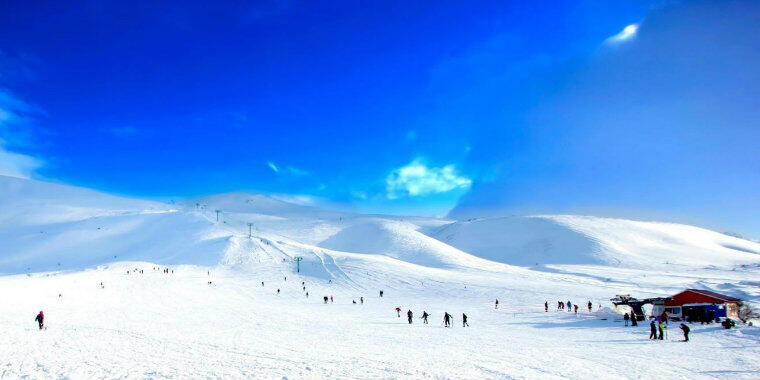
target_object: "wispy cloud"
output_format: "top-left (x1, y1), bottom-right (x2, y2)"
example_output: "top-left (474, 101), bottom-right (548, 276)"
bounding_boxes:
top-left (0, 86), bottom-right (44, 179)
top-left (269, 193), bottom-right (318, 206)
top-left (0, 140), bottom-right (43, 179)
top-left (385, 158), bottom-right (472, 199)
top-left (605, 23), bottom-right (639, 45)
top-left (267, 161), bottom-right (310, 176)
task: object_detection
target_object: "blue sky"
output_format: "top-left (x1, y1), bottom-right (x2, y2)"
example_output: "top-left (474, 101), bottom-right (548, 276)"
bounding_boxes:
top-left (0, 1), bottom-right (758, 237)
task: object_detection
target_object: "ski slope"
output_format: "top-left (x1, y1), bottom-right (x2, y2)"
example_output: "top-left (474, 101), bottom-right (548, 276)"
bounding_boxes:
top-left (1, 175), bottom-right (759, 379)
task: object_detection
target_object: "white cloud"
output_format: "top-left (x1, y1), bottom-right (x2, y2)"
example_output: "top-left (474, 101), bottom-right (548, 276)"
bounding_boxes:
top-left (0, 141), bottom-right (43, 178)
top-left (269, 193), bottom-right (318, 206)
top-left (267, 161), bottom-right (310, 176)
top-left (0, 89), bottom-right (44, 179)
top-left (385, 158), bottom-right (472, 199)
top-left (606, 23), bottom-right (639, 44)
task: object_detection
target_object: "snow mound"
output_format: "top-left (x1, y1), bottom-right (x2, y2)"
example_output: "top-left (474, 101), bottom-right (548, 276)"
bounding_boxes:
top-left (318, 219), bottom-right (490, 269)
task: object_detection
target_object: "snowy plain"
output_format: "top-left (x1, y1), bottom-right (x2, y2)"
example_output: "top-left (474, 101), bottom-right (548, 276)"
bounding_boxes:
top-left (1, 175), bottom-right (759, 379)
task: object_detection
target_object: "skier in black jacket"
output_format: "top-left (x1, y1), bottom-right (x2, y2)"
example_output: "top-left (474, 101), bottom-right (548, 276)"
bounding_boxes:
top-left (421, 311), bottom-right (429, 324)
top-left (462, 313), bottom-right (469, 327)
top-left (649, 320), bottom-right (657, 340)
top-left (680, 323), bottom-right (690, 342)
top-left (35, 311), bottom-right (44, 330)
top-left (407, 310), bottom-right (413, 324)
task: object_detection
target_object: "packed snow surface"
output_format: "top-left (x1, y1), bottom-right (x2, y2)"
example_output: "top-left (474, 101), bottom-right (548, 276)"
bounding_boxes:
top-left (1, 175), bottom-right (759, 379)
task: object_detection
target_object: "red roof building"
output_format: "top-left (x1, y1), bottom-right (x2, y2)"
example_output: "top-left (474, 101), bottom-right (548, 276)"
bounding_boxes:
top-left (664, 289), bottom-right (740, 319)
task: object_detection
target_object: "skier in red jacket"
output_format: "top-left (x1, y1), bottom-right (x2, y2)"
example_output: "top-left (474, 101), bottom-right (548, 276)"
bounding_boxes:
top-left (35, 311), bottom-right (44, 330)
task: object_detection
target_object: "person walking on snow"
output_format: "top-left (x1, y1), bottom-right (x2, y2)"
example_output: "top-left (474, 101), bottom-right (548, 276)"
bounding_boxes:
top-left (545, 301), bottom-right (548, 312)
top-left (495, 299), bottom-right (499, 309)
top-left (34, 311), bottom-right (44, 330)
top-left (624, 312), bottom-right (630, 326)
top-left (658, 321), bottom-right (665, 340)
top-left (679, 323), bottom-right (690, 342)
top-left (573, 304), bottom-right (578, 314)
top-left (631, 312), bottom-right (638, 326)
top-left (330, 296), bottom-right (333, 303)
top-left (462, 313), bottom-right (469, 327)
top-left (407, 310), bottom-right (413, 324)
top-left (360, 297), bottom-right (364, 304)
top-left (443, 312), bottom-right (452, 327)
top-left (649, 320), bottom-right (657, 340)
top-left (587, 301), bottom-right (592, 312)
top-left (421, 311), bottom-right (429, 324)
top-left (567, 301), bottom-right (572, 312)
top-left (396, 307), bottom-right (402, 317)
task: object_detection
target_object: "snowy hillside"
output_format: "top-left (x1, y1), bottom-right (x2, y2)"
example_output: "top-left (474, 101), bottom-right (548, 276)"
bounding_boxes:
top-left (427, 215), bottom-right (760, 269)
top-left (2, 176), bottom-right (760, 378)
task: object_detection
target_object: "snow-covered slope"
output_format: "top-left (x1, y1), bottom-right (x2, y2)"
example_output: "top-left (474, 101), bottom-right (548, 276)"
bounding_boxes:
top-left (427, 215), bottom-right (760, 269)
top-left (2, 176), bottom-right (760, 378)
top-left (0, 175), bottom-right (227, 274)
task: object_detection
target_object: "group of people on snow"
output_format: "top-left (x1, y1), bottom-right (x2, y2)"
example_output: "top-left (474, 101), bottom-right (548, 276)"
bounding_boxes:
top-left (553, 300), bottom-right (594, 314)
top-left (398, 308), bottom-right (468, 327)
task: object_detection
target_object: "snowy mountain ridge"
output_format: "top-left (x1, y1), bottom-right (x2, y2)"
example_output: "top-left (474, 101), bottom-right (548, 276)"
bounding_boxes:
top-left (1, 175), bottom-right (758, 275)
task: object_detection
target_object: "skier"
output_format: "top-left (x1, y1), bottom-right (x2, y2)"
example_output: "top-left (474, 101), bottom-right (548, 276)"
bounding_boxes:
top-left (624, 312), bottom-right (630, 326)
top-left (34, 311), bottom-right (44, 330)
top-left (649, 320), bottom-right (657, 340)
top-left (573, 304), bottom-right (578, 314)
top-left (631, 312), bottom-right (638, 326)
top-left (680, 323), bottom-right (690, 342)
top-left (324, 296), bottom-right (329, 304)
top-left (587, 301), bottom-right (592, 312)
top-left (495, 299), bottom-right (499, 309)
top-left (261, 281), bottom-right (264, 287)
top-left (407, 310), bottom-right (413, 324)
top-left (396, 307), bottom-right (402, 317)
top-left (303, 286), bottom-right (306, 291)
top-left (557, 301), bottom-right (562, 310)
top-left (567, 301), bottom-right (572, 312)
top-left (462, 313), bottom-right (469, 327)
top-left (353, 300), bottom-right (357, 304)
top-left (360, 297), bottom-right (364, 304)
top-left (379, 290), bottom-right (384, 297)
top-left (421, 311), bottom-right (429, 324)
top-left (658, 321), bottom-right (665, 340)
top-left (544, 301), bottom-right (548, 312)
top-left (443, 312), bottom-right (452, 327)
top-left (277, 289), bottom-right (280, 295)
top-left (305, 292), bottom-right (309, 298)
top-left (330, 296), bottom-right (333, 303)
